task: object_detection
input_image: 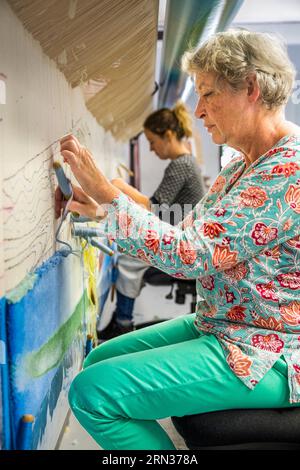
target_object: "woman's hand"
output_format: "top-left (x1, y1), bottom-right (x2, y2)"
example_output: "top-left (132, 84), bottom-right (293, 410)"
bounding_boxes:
top-left (55, 185), bottom-right (106, 220)
top-left (60, 135), bottom-right (120, 204)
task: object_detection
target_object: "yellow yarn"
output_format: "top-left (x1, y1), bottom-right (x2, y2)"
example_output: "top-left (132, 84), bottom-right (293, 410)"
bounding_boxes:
top-left (81, 239), bottom-right (98, 340)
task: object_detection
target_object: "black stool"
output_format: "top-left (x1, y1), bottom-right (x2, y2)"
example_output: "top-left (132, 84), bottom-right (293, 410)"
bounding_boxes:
top-left (171, 408), bottom-right (300, 450)
top-left (143, 267), bottom-right (197, 312)
top-left (170, 279), bottom-right (197, 312)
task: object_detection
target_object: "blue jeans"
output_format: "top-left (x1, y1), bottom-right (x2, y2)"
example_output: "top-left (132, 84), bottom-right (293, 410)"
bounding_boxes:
top-left (115, 290), bottom-right (135, 323)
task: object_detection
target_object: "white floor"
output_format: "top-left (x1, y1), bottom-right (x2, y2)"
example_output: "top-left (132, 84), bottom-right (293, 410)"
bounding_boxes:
top-left (59, 412), bottom-right (187, 450)
top-left (59, 282), bottom-right (192, 450)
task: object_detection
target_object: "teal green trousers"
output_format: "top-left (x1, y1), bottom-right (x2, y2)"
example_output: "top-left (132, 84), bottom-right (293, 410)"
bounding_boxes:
top-left (68, 314), bottom-right (296, 450)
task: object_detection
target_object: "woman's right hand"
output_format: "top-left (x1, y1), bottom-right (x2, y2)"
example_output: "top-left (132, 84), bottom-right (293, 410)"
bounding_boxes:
top-left (55, 185), bottom-right (106, 220)
top-left (60, 135), bottom-right (119, 205)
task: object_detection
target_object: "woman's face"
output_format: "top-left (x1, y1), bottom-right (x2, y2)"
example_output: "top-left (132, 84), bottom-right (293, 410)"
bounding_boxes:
top-left (144, 128), bottom-right (170, 160)
top-left (194, 71), bottom-right (249, 148)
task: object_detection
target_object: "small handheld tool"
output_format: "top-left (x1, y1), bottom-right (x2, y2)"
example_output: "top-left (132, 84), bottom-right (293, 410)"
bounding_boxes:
top-left (72, 226), bottom-right (105, 238)
top-left (90, 238), bottom-right (114, 257)
top-left (53, 161), bottom-right (80, 218)
top-left (72, 225), bottom-right (114, 256)
top-left (53, 162), bottom-right (73, 199)
top-left (70, 214), bottom-right (93, 223)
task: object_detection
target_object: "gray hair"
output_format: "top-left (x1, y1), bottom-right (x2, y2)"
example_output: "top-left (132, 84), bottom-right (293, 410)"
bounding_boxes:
top-left (182, 29), bottom-right (296, 109)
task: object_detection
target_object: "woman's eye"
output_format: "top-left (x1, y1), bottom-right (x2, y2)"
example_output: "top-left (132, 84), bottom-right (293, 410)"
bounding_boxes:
top-left (203, 92), bottom-right (213, 98)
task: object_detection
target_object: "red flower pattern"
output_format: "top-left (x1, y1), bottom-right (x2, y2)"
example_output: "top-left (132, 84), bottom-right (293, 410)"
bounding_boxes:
top-left (251, 333), bottom-right (284, 353)
top-left (162, 232), bottom-right (175, 245)
top-left (284, 149), bottom-right (297, 158)
top-left (209, 175), bottom-right (226, 194)
top-left (215, 208), bottom-right (227, 217)
top-left (177, 240), bottom-right (197, 265)
top-left (293, 365), bottom-right (300, 385)
top-left (223, 262), bottom-right (248, 282)
top-left (272, 162), bottom-right (300, 177)
top-left (199, 275), bottom-right (215, 291)
top-left (280, 301), bottom-right (300, 326)
top-left (253, 316), bottom-right (284, 332)
top-left (225, 292), bottom-right (236, 303)
top-left (262, 246), bottom-right (280, 260)
top-left (256, 281), bottom-right (278, 302)
top-left (226, 305), bottom-right (247, 322)
top-left (227, 345), bottom-right (252, 377)
top-left (285, 185), bottom-right (300, 213)
top-left (144, 230), bottom-right (160, 254)
top-left (118, 212), bottom-right (133, 237)
top-left (212, 244), bottom-right (238, 270)
top-left (286, 235), bottom-right (300, 249)
top-left (203, 222), bottom-right (226, 239)
top-left (251, 223), bottom-right (278, 246)
top-left (277, 272), bottom-right (300, 290)
top-left (239, 187), bottom-right (268, 208)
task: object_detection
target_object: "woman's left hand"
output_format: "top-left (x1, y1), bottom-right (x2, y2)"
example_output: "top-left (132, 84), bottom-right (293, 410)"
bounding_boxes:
top-left (55, 184), bottom-right (106, 220)
top-left (60, 134), bottom-right (119, 204)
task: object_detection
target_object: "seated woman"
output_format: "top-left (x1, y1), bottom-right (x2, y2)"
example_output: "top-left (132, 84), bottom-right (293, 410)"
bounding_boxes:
top-left (99, 102), bottom-right (206, 339)
top-left (56, 30), bottom-right (300, 450)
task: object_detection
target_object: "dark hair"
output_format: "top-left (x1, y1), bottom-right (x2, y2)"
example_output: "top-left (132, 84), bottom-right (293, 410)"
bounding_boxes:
top-left (143, 101), bottom-right (193, 139)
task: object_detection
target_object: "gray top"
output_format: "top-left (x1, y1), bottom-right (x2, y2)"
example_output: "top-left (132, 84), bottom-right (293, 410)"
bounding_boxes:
top-left (150, 154), bottom-right (205, 225)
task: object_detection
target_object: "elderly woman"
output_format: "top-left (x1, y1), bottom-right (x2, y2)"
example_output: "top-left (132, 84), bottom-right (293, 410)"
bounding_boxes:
top-left (57, 30), bottom-right (300, 450)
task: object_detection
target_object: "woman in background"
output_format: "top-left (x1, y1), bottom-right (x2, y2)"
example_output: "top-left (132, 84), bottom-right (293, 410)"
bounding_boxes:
top-left (98, 102), bottom-right (205, 340)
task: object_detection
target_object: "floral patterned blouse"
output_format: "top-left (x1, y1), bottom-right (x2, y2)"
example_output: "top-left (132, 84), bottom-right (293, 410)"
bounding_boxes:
top-left (105, 135), bottom-right (300, 403)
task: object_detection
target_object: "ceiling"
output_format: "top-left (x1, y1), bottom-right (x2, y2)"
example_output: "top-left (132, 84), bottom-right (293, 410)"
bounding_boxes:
top-left (158, 0), bottom-right (244, 107)
top-left (8, 0), bottom-right (159, 141)
top-left (7, 0), bottom-right (300, 141)
top-left (234, 0), bottom-right (300, 23)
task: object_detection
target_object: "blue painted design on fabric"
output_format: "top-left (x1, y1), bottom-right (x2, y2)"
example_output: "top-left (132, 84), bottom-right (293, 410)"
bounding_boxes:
top-left (6, 251), bottom-right (85, 448)
top-left (0, 297), bottom-right (12, 449)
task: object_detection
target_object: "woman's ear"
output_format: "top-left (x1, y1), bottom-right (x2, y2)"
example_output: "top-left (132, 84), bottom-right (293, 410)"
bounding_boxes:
top-left (164, 129), bottom-right (175, 142)
top-left (246, 73), bottom-right (260, 103)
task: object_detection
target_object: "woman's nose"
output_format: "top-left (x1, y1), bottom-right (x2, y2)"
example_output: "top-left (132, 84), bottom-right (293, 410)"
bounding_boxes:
top-left (194, 98), bottom-right (206, 119)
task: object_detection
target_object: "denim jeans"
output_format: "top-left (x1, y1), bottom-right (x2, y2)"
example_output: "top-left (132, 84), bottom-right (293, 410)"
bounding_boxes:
top-left (115, 289), bottom-right (135, 323)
